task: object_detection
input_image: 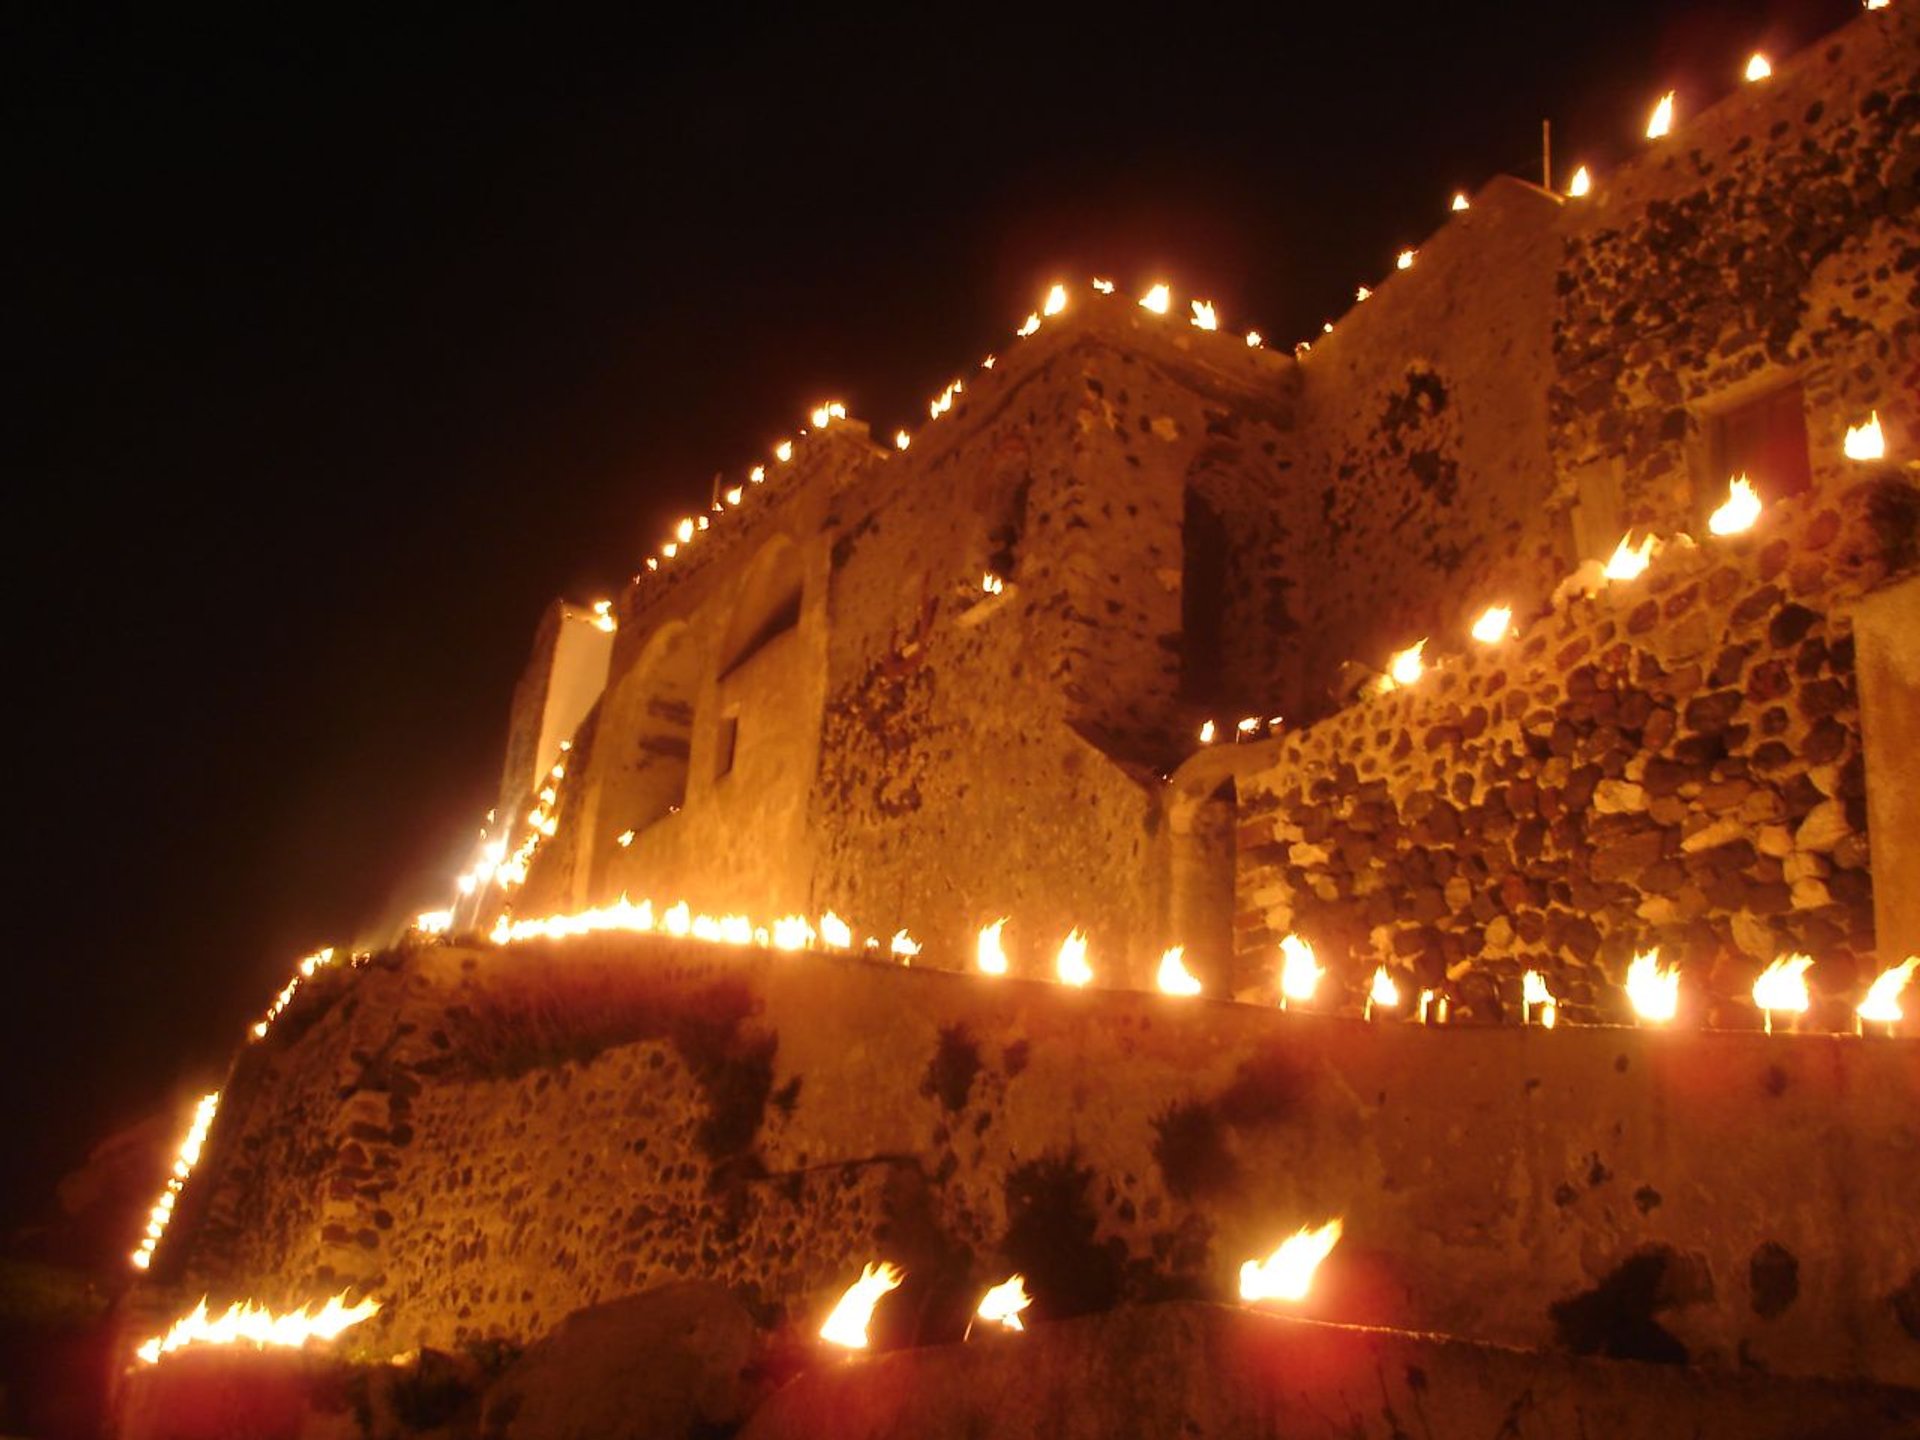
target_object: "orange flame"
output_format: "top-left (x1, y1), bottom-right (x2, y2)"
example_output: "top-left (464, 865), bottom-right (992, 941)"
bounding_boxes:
top-left (129, 1091), bottom-right (221, 1271)
top-left (889, 929), bottom-right (920, 961)
top-left (1091, 278), bottom-right (1115, 294)
top-left (1245, 331), bottom-right (1263, 348)
top-left (1016, 312), bottom-right (1041, 338)
top-left (1745, 53), bottom-right (1772, 81)
top-left (1646, 91), bottom-right (1675, 139)
top-left (1385, 638), bottom-right (1427, 689)
top-left (1139, 283), bottom-right (1171, 315)
top-left (819, 1262), bottom-right (904, 1349)
top-left (1843, 411), bottom-right (1885, 460)
top-left (1239, 1219), bottom-right (1342, 1304)
top-left (1279, 934), bottom-right (1322, 1006)
top-left (1568, 165), bottom-right (1592, 198)
top-left (894, 429), bottom-right (911, 450)
top-left (1625, 949), bottom-right (1680, 1023)
top-left (1056, 929), bottom-right (1093, 987)
top-left (1708, 475), bottom-right (1762, 536)
top-left (1042, 283), bottom-right (1068, 317)
top-left (1470, 605), bottom-right (1512, 644)
top-left (1603, 532), bottom-right (1655, 581)
top-left (1523, 969), bottom-right (1557, 1028)
top-left (1451, 192), bottom-right (1470, 212)
top-left (1198, 719), bottom-right (1217, 744)
top-left (1365, 965), bottom-right (1399, 1019)
top-left (977, 919), bottom-right (1010, 976)
top-left (1156, 946), bottom-right (1203, 997)
top-left (819, 912), bottom-right (853, 950)
top-left (1395, 248), bottom-right (1415, 271)
top-left (974, 1274), bottom-right (1032, 1332)
top-left (1857, 957), bottom-right (1917, 1025)
top-left (135, 1293), bottom-right (380, 1366)
top-left (1753, 954), bottom-right (1812, 1032)
top-left (1190, 299), bottom-right (1218, 331)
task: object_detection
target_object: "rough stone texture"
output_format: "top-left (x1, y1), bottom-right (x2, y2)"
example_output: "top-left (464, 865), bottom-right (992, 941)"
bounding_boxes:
top-left (1855, 574), bottom-right (1920, 960)
top-left (168, 937), bottom-right (1920, 1390)
top-left (739, 1304), bottom-right (1920, 1440)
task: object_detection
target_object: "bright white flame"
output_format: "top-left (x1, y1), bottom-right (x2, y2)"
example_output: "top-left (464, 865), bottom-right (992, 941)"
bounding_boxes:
top-left (615, 829), bottom-right (635, 848)
top-left (1386, 638), bottom-right (1427, 689)
top-left (895, 430), bottom-right (912, 451)
top-left (135, 1293), bottom-right (380, 1366)
top-left (1703, 476), bottom-right (1764, 538)
top-left (1745, 53), bottom-right (1772, 81)
top-left (1568, 165), bottom-right (1592, 198)
top-left (1016, 312), bottom-right (1041, 338)
top-left (975, 1275), bottom-right (1031, 1332)
top-left (1157, 946), bottom-right (1203, 997)
top-left (819, 1262), bottom-right (904, 1349)
top-left (819, 912), bottom-right (854, 949)
top-left (1139, 283), bottom-right (1171, 315)
top-left (1753, 954), bottom-right (1813, 1027)
top-left (1279, 934), bottom-right (1322, 1004)
top-left (676, 516), bottom-right (696, 544)
top-left (1523, 969), bottom-right (1553, 1007)
top-left (252, 947), bottom-right (338, 1039)
top-left (1625, 949), bottom-right (1680, 1023)
top-left (1604, 532), bottom-right (1656, 581)
top-left (929, 379), bottom-right (963, 419)
top-left (1647, 91), bottom-right (1675, 139)
top-left (1043, 283), bottom-right (1068, 316)
top-left (1235, 716), bottom-right (1260, 738)
top-left (1395, 248), bottom-right (1416, 271)
top-left (1245, 331), bottom-right (1263, 348)
top-left (1451, 192), bottom-right (1470, 212)
top-left (1199, 719), bottom-right (1217, 744)
top-left (977, 919), bottom-right (1010, 976)
top-left (1858, 957), bottom-right (1918, 1024)
top-left (1091, 278), bottom-right (1115, 294)
top-left (775, 440), bottom-right (794, 463)
top-left (750, 465), bottom-right (766, 484)
top-left (724, 485), bottom-right (744, 506)
top-left (772, 915), bottom-right (816, 951)
top-left (1056, 929), bottom-right (1093, 987)
top-left (590, 599), bottom-right (616, 633)
top-left (1471, 605), bottom-right (1512, 644)
top-left (1844, 411), bottom-right (1885, 461)
top-left (414, 909), bottom-right (452, 936)
top-left (1239, 1219), bottom-right (1342, 1304)
top-left (1368, 966), bottom-right (1400, 1010)
top-left (1190, 299), bottom-right (1218, 331)
top-left (1355, 286), bottom-right (1372, 303)
top-left (130, 1092), bottom-right (221, 1270)
top-left (982, 572), bottom-right (1005, 596)
top-left (661, 901), bottom-right (692, 937)
top-left (889, 929), bottom-right (921, 960)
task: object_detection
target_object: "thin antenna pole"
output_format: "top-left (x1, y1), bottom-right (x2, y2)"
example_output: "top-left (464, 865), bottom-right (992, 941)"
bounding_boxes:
top-left (1542, 119), bottom-right (1552, 191)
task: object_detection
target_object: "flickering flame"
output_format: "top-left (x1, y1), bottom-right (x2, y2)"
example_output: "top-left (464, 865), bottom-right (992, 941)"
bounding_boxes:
top-left (1043, 283), bottom-right (1068, 316)
top-left (724, 485), bottom-right (744, 506)
top-left (615, 829), bottom-right (634, 848)
top-left (1568, 165), bottom-right (1592, 198)
top-left (1471, 605), bottom-right (1512, 644)
top-left (1157, 946), bottom-right (1203, 997)
top-left (1191, 299), bottom-right (1218, 331)
top-left (1753, 954), bottom-right (1813, 1030)
top-left (1523, 969), bottom-right (1558, 1027)
top-left (975, 1275), bottom-right (1032, 1332)
top-left (1239, 1218), bottom-right (1342, 1304)
top-left (662, 542), bottom-right (678, 558)
top-left (1857, 957), bottom-right (1917, 1025)
top-left (819, 912), bottom-right (854, 949)
top-left (645, 557), bottom-right (659, 571)
top-left (1451, 192), bottom-right (1470, 212)
top-left (895, 430), bottom-right (911, 450)
top-left (676, 517), bottom-right (696, 544)
top-left (750, 465), bottom-right (767, 484)
top-left (1197, 719), bottom-right (1217, 744)
top-left (489, 895), bottom-right (656, 944)
top-left (1708, 475), bottom-right (1762, 536)
top-left (660, 900), bottom-right (692, 937)
top-left (819, 1262), bottom-right (904, 1350)
top-left (1235, 716), bottom-right (1260, 738)
top-left (1745, 53), bottom-right (1772, 81)
top-left (130, 1091), bottom-right (220, 1271)
top-left (1092, 278), bottom-right (1115, 294)
top-left (1016, 312), bottom-right (1041, 338)
top-left (1056, 929), bottom-right (1093, 987)
top-left (772, 915), bottom-right (816, 951)
top-left (1395, 248), bottom-right (1415, 271)
top-left (590, 599), bottom-right (616, 633)
top-left (1369, 966), bottom-right (1399, 1010)
top-left (414, 909), bottom-right (452, 936)
top-left (135, 1293), bottom-right (380, 1366)
top-left (982, 572), bottom-right (1005, 596)
top-left (1386, 638), bottom-right (1427, 689)
top-left (977, 919), bottom-right (1010, 976)
top-left (981, 354), bottom-right (996, 369)
top-left (1139, 283), bottom-right (1171, 315)
top-left (1646, 91), bottom-right (1675, 139)
top-left (1604, 532), bottom-right (1655, 581)
top-left (809, 402), bottom-right (842, 428)
top-left (1625, 948), bottom-right (1680, 1023)
top-left (1865, 0), bottom-right (1889, 10)
top-left (1279, 934), bottom-right (1322, 1005)
top-left (1245, 331), bottom-right (1263, 348)
top-left (1355, 286), bottom-right (1372, 302)
top-left (1843, 411), bottom-right (1885, 460)
top-left (775, 440), bottom-right (794, 463)
top-left (889, 929), bottom-right (921, 960)
top-left (930, 379), bottom-right (963, 419)
top-left (252, 947), bottom-right (339, 1039)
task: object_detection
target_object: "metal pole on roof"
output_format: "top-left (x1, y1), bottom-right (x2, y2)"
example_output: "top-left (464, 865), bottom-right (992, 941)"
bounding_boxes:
top-left (1542, 119), bottom-right (1552, 192)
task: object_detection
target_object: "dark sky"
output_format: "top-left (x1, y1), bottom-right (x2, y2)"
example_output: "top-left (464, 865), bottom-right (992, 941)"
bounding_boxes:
top-left (5, 1), bottom-right (1862, 1229)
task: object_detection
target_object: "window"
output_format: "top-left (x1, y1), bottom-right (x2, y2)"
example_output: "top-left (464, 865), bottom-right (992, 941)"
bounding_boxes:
top-left (1708, 382), bottom-right (1810, 505)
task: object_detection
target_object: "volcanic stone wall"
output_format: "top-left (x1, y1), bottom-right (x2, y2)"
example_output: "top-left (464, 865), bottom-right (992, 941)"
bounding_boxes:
top-left (163, 936), bottom-right (1920, 1389)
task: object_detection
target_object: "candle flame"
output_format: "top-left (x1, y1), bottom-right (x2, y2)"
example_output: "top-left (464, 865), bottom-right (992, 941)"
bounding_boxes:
top-left (1190, 299), bottom-right (1218, 331)
top-left (1647, 91), bottom-right (1675, 139)
top-left (1056, 929), bottom-right (1093, 987)
top-left (1471, 605), bottom-right (1512, 643)
top-left (1843, 411), bottom-right (1885, 460)
top-left (975, 1274), bottom-right (1032, 1332)
top-left (1279, 934), bottom-right (1322, 1004)
top-left (1157, 946), bottom-right (1203, 997)
top-left (1568, 165), bottom-right (1592, 198)
top-left (774, 440), bottom-right (793, 463)
top-left (1603, 532), bottom-right (1655, 581)
top-left (894, 429), bottom-right (911, 450)
top-left (1708, 474), bottom-right (1762, 536)
top-left (1043, 283), bottom-right (1068, 317)
top-left (1386, 638), bottom-right (1427, 689)
top-left (1451, 192), bottom-right (1470, 212)
top-left (1745, 53), bottom-right (1772, 82)
top-left (1139, 283), bottom-right (1171, 315)
top-left (1239, 1218), bottom-right (1342, 1304)
top-left (1395, 248), bottom-right (1416, 271)
top-left (1857, 957), bottom-right (1917, 1024)
top-left (1753, 954), bottom-right (1813, 1021)
top-left (819, 1262), bottom-right (904, 1350)
top-left (1625, 949), bottom-right (1680, 1023)
top-left (977, 918), bottom-right (1010, 976)
top-left (1199, 719), bottom-right (1217, 744)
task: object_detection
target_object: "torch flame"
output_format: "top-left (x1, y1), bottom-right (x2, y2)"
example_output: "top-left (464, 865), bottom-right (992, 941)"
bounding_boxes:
top-left (1753, 954), bottom-right (1813, 1029)
top-left (1395, 248), bottom-right (1416, 271)
top-left (1386, 638), bottom-right (1427, 689)
top-left (1745, 53), bottom-right (1772, 81)
top-left (1139, 283), bottom-right (1171, 315)
top-left (1016, 312), bottom-right (1041, 338)
top-left (1279, 934), bottom-right (1322, 1005)
top-left (1646, 91), bottom-right (1675, 139)
top-left (1190, 299), bottom-right (1218, 331)
top-left (1625, 948), bottom-right (1680, 1023)
top-left (1355, 286), bottom-right (1372, 303)
top-left (414, 909), bottom-right (452, 936)
top-left (975, 1274), bottom-right (1032, 1332)
top-left (676, 517), bottom-right (696, 544)
top-left (889, 929), bottom-right (920, 960)
top-left (1604, 532), bottom-right (1656, 581)
top-left (818, 1263), bottom-right (904, 1350)
top-left (750, 465), bottom-right (767, 484)
top-left (1043, 283), bottom-right (1068, 316)
top-left (774, 441), bottom-right (793, 463)
top-left (1451, 192), bottom-right (1470, 212)
top-left (615, 829), bottom-right (635, 847)
top-left (1369, 965), bottom-right (1400, 1010)
top-left (1239, 1218), bottom-right (1342, 1304)
top-left (1198, 719), bottom-right (1217, 744)
top-left (1056, 929), bottom-right (1093, 987)
top-left (772, 915), bottom-right (816, 951)
top-left (894, 429), bottom-right (911, 451)
top-left (1471, 605), bottom-right (1512, 644)
top-left (1843, 412), bottom-right (1885, 461)
top-left (590, 599), bottom-right (616, 633)
top-left (1568, 165), bottom-right (1592, 198)
top-left (1245, 331), bottom-right (1263, 348)
top-left (135, 1293), bottom-right (380, 1366)
top-left (977, 919), bottom-right (1010, 976)
top-left (130, 1091), bottom-right (221, 1270)
top-left (819, 912), bottom-right (853, 949)
top-left (724, 485), bottom-right (743, 506)
top-left (1157, 946), bottom-right (1203, 997)
top-left (1857, 957), bottom-right (1918, 1024)
top-left (1708, 475), bottom-right (1762, 536)
top-left (1091, 278), bottom-right (1115, 294)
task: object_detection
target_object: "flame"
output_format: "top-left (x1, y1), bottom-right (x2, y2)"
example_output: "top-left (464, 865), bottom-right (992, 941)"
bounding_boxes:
top-left (1843, 411), bottom-right (1885, 460)
top-left (929, 379), bottom-right (963, 419)
top-left (676, 517), bottom-right (696, 544)
top-left (1603, 532), bottom-right (1655, 581)
top-left (977, 919), bottom-right (1011, 976)
top-left (1139, 283), bottom-right (1171, 315)
top-left (1368, 966), bottom-right (1400, 1010)
top-left (1646, 91), bottom-right (1675, 139)
top-left (1056, 929), bottom-right (1093, 987)
top-left (724, 485), bottom-right (744, 506)
top-left (1708, 475), bottom-right (1762, 536)
top-left (1091, 278), bottom-right (1115, 294)
top-left (1043, 283), bottom-right (1068, 317)
top-left (750, 465), bottom-right (767, 484)
top-left (981, 354), bottom-right (996, 369)
top-left (130, 1091), bottom-right (221, 1271)
top-left (615, 829), bottom-right (634, 848)
top-left (1198, 719), bottom-right (1217, 744)
top-left (645, 557), bottom-right (659, 571)
top-left (889, 929), bottom-right (920, 960)
top-left (1471, 605), bottom-right (1512, 644)
top-left (1322, 321), bottom-right (1334, 334)
top-left (1156, 946), bottom-right (1203, 997)
top-left (1522, 969), bottom-right (1552, 1006)
top-left (135, 1293), bottom-right (380, 1366)
top-left (1279, 934), bottom-right (1322, 1005)
top-left (1235, 716), bottom-right (1260, 738)
top-left (1568, 165), bottom-right (1592, 198)
top-left (810, 402), bottom-right (840, 428)
top-left (1190, 299), bottom-right (1218, 331)
top-left (975, 1275), bottom-right (1031, 1332)
top-left (1245, 331), bottom-right (1263, 348)
top-left (982, 572), bottom-right (1005, 596)
top-left (819, 1262), bottom-right (904, 1349)
top-left (1016, 312), bottom-right (1041, 338)
top-left (775, 440), bottom-right (794, 463)
top-left (414, 909), bottom-right (452, 936)
top-left (895, 430), bottom-right (912, 451)
top-left (1451, 192), bottom-right (1470, 212)
top-left (1753, 954), bottom-right (1813, 1029)
top-left (590, 599), bottom-right (616, 633)
top-left (820, 912), bottom-right (853, 949)
top-left (1395, 248), bottom-right (1415, 271)
top-left (252, 947), bottom-right (339, 1039)
top-left (1355, 285), bottom-right (1372, 302)
top-left (1386, 638), bottom-right (1427, 689)
top-left (1858, 957), bottom-right (1918, 1024)
top-left (1745, 53), bottom-right (1772, 81)
top-left (662, 542), bottom-right (678, 559)
top-left (1239, 1218), bottom-right (1342, 1304)
top-left (1625, 949), bottom-right (1680, 1023)
top-left (772, 915), bottom-right (816, 951)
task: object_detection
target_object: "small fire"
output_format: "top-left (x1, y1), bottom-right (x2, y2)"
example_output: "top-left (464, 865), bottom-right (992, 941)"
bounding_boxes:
top-left (772, 915), bottom-right (816, 951)
top-left (1239, 1218), bottom-right (1342, 1304)
top-left (1625, 949), bottom-right (1680, 1023)
top-left (676, 517), bottom-right (696, 544)
top-left (1139, 283), bottom-right (1171, 315)
top-left (1857, 957), bottom-right (1918, 1028)
top-left (1646, 91), bottom-right (1675, 139)
top-left (1522, 969), bottom-right (1557, 1028)
top-left (1198, 719), bottom-right (1217, 744)
top-left (1016, 312), bottom-right (1041, 338)
top-left (1364, 965), bottom-right (1399, 1020)
top-left (894, 430), bottom-right (911, 451)
top-left (414, 909), bottom-right (452, 936)
top-left (1091, 278), bottom-right (1115, 294)
top-left (775, 440), bottom-right (794, 463)
top-left (1604, 532), bottom-right (1656, 581)
top-left (1843, 411), bottom-right (1885, 461)
top-left (1395, 248), bottom-right (1416, 271)
top-left (819, 912), bottom-right (853, 950)
top-left (1056, 929), bottom-right (1094, 987)
top-left (1355, 285), bottom-right (1372, 302)
top-left (1385, 638), bottom-right (1427, 689)
top-left (977, 919), bottom-right (1011, 976)
top-left (1568, 165), bottom-right (1592, 198)
top-left (590, 599), bottom-right (616, 633)
top-left (818, 1263), bottom-right (904, 1350)
top-left (1745, 53), bottom-right (1772, 82)
top-left (889, 929), bottom-right (920, 960)
top-left (982, 572), bottom-right (1005, 596)
top-left (724, 485), bottom-right (744, 506)
top-left (663, 900), bottom-right (693, 937)
top-left (130, 1091), bottom-right (221, 1271)
top-left (1471, 605), bottom-right (1512, 644)
top-left (252, 947), bottom-right (339, 1039)
top-left (1245, 331), bottom-right (1263, 348)
top-left (1043, 283), bottom-right (1068, 316)
top-left (1191, 299), bottom-right (1218, 331)
top-left (974, 1275), bottom-right (1032, 1333)
top-left (750, 464), bottom-right (767, 484)
top-left (135, 1293), bottom-right (380, 1366)
top-left (1753, 954), bottom-right (1813, 1033)
top-left (1708, 475), bottom-right (1762, 536)
top-left (615, 829), bottom-right (634, 847)
top-left (1279, 934), bottom-right (1322, 1008)
top-left (1157, 946), bottom-right (1203, 997)
top-left (929, 379), bottom-right (963, 419)
top-left (1451, 192), bottom-right (1470, 212)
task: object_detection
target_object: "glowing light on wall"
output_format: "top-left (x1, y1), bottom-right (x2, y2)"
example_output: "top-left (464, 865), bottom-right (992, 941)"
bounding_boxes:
top-left (1139, 283), bottom-right (1171, 315)
top-left (1239, 1219), bottom-right (1342, 1303)
top-left (1568, 165), bottom-right (1592, 198)
top-left (1843, 412), bottom-right (1885, 460)
top-left (1646, 91), bottom-right (1676, 139)
top-left (819, 1263), bottom-right (903, 1349)
top-left (1471, 605), bottom-right (1512, 644)
top-left (1156, 946), bottom-right (1203, 996)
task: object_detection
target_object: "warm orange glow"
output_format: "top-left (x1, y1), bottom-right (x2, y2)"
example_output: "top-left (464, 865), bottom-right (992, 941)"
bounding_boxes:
top-left (771, 915), bottom-right (815, 951)
top-left (1156, 946), bottom-right (1203, 997)
top-left (1091, 278), bottom-right (1115, 294)
top-left (1239, 1219), bottom-right (1342, 1304)
top-left (819, 912), bottom-right (854, 950)
top-left (1646, 91), bottom-right (1675, 139)
top-left (1198, 719), bottom-right (1217, 744)
top-left (889, 929), bottom-right (920, 960)
top-left (1470, 605), bottom-right (1512, 644)
top-left (1245, 331), bottom-right (1262, 348)
top-left (1625, 949), bottom-right (1680, 1023)
top-left (750, 464), bottom-right (767, 484)
top-left (1395, 248), bottom-right (1415, 271)
top-left (1139, 283), bottom-right (1171, 315)
top-left (252, 947), bottom-right (339, 1039)
top-left (820, 1263), bottom-right (903, 1349)
top-left (414, 909), bottom-right (452, 936)
top-left (590, 599), bottom-right (616, 633)
top-left (977, 919), bottom-right (1011, 976)
top-left (1745, 53), bottom-right (1772, 81)
top-left (1568, 165), bottom-right (1592, 198)
top-left (1364, 965), bottom-right (1399, 1020)
top-left (1190, 299), bottom-right (1218, 331)
top-left (894, 429), bottom-right (911, 451)
top-left (1858, 957), bottom-right (1917, 1026)
top-left (974, 1275), bottom-right (1031, 1333)
top-left (775, 440), bottom-right (794, 463)
top-left (136, 1293), bottom-right (380, 1366)
top-left (982, 572), bottom-right (1005, 596)
top-left (1043, 283), bottom-right (1068, 317)
top-left (930, 379), bottom-right (963, 419)
top-left (129, 1091), bottom-right (221, 1271)
top-left (1016, 312), bottom-right (1041, 338)
top-left (1386, 638), bottom-right (1427, 689)
top-left (1523, 969), bottom-right (1557, 1028)
top-left (1753, 954), bottom-right (1812, 1032)
top-left (676, 517), bottom-right (696, 544)
top-left (809, 401), bottom-right (847, 428)
top-left (1844, 411), bottom-right (1886, 460)
top-left (1603, 532), bottom-right (1655, 581)
top-left (1708, 475), bottom-right (1762, 536)
top-left (1056, 929), bottom-right (1093, 987)
top-left (1355, 285), bottom-right (1372, 302)
top-left (1279, 934), bottom-right (1322, 1007)
top-left (615, 829), bottom-right (635, 848)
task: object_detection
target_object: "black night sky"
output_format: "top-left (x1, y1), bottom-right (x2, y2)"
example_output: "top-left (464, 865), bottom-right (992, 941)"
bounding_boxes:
top-left (6, 1), bottom-right (1864, 1233)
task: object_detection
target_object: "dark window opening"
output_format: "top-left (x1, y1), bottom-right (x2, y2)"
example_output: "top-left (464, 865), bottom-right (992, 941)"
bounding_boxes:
top-left (1181, 489), bottom-right (1230, 702)
top-left (1708, 382), bottom-right (1810, 506)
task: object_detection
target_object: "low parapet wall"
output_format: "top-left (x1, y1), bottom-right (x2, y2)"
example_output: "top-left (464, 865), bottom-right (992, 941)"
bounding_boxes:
top-left (165, 935), bottom-right (1919, 1388)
